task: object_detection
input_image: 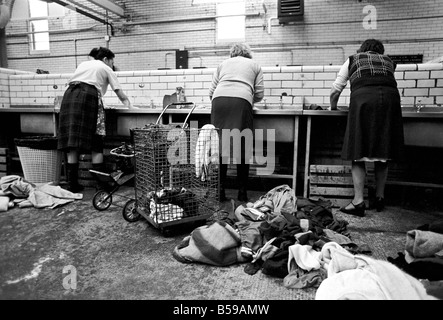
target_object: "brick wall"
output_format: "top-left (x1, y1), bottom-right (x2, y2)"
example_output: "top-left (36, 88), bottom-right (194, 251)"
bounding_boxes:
top-left (2, 62), bottom-right (442, 108)
top-left (4, 0), bottom-right (443, 73)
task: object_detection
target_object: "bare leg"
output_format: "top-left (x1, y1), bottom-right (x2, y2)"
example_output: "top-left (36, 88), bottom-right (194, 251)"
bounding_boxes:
top-left (374, 161), bottom-right (388, 198)
top-left (91, 151), bottom-right (104, 164)
top-left (344, 160), bottom-right (366, 209)
top-left (67, 149), bottom-right (78, 164)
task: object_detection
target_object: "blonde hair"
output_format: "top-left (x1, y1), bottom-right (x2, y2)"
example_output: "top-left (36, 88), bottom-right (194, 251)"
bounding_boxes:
top-left (230, 43), bottom-right (252, 59)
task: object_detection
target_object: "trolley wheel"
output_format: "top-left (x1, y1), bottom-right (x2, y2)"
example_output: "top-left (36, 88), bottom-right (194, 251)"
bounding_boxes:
top-left (122, 199), bottom-right (141, 222)
top-left (92, 190), bottom-right (112, 211)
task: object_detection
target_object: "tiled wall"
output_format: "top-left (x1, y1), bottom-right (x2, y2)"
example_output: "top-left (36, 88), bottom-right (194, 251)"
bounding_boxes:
top-left (0, 68), bottom-right (34, 108)
top-left (1, 63), bottom-right (442, 109)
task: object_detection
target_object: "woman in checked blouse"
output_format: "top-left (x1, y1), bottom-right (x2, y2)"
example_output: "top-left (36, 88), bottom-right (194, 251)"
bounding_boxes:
top-left (330, 39), bottom-right (405, 216)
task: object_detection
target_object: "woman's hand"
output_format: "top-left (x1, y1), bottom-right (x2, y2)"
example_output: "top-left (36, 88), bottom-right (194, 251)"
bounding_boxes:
top-left (123, 100), bottom-right (139, 109)
top-left (329, 88), bottom-right (341, 111)
top-left (115, 89), bottom-right (138, 109)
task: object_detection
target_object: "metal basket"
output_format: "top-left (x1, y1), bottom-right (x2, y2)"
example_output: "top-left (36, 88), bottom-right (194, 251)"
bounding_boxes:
top-left (16, 146), bottom-right (62, 184)
top-left (132, 103), bottom-right (220, 229)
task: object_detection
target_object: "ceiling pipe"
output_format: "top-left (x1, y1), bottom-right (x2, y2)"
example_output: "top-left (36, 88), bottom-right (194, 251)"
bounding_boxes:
top-left (6, 24), bottom-right (99, 37)
top-left (122, 12), bottom-right (261, 27)
top-left (267, 16), bottom-right (278, 34)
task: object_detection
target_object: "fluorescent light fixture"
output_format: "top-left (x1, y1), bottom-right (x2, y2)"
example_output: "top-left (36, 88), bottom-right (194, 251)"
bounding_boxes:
top-left (192, 0), bottom-right (243, 4)
top-left (85, 0), bottom-right (125, 17)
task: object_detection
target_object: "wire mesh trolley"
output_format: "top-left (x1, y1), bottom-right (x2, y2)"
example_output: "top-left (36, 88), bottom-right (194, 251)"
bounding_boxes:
top-left (129, 102), bottom-right (220, 233)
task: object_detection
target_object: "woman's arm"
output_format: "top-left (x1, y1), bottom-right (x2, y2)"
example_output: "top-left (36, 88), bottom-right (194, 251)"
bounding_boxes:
top-left (209, 65), bottom-right (221, 101)
top-left (329, 87), bottom-right (341, 110)
top-left (115, 89), bottom-right (137, 109)
top-left (253, 67), bottom-right (265, 103)
top-left (329, 59), bottom-right (350, 110)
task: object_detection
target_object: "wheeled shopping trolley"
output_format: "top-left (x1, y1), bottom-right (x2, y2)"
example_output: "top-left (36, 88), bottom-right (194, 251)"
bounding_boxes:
top-left (90, 143), bottom-right (136, 214)
top-left (127, 102), bottom-right (220, 234)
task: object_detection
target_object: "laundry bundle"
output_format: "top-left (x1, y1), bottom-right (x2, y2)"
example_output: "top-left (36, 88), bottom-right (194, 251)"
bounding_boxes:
top-left (172, 220), bottom-right (248, 266)
top-left (0, 175), bottom-right (82, 210)
top-left (149, 200), bottom-right (184, 224)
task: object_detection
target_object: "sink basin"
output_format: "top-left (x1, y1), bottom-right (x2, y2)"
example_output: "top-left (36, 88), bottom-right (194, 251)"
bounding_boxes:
top-left (254, 103), bottom-right (301, 110)
top-left (402, 105), bottom-right (443, 147)
top-left (401, 106), bottom-right (443, 113)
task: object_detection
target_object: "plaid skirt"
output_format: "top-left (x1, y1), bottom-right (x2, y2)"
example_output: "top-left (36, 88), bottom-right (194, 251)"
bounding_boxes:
top-left (57, 82), bottom-right (103, 153)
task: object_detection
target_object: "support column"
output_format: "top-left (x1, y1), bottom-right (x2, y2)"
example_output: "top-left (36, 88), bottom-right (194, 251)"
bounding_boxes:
top-left (0, 28), bottom-right (8, 68)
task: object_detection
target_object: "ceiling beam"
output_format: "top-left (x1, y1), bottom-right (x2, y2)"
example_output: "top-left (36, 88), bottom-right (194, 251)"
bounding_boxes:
top-left (86, 0), bottom-right (125, 17)
top-left (50, 0), bottom-right (115, 34)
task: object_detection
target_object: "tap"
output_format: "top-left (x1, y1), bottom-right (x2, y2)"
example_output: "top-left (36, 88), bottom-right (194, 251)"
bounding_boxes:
top-left (415, 99), bottom-right (424, 113)
top-left (280, 92), bottom-right (296, 109)
top-left (280, 92), bottom-right (287, 109)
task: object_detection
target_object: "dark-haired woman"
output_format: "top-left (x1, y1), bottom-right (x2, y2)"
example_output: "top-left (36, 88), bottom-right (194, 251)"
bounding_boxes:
top-left (330, 39), bottom-right (404, 216)
top-left (58, 47), bottom-right (136, 192)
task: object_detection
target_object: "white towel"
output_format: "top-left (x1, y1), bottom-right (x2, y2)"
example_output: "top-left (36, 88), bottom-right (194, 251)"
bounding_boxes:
top-left (195, 124), bottom-right (219, 181)
top-left (0, 196), bottom-right (10, 212)
top-left (287, 244), bottom-right (321, 272)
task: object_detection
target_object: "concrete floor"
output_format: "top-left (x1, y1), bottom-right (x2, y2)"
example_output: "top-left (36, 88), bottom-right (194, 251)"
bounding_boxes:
top-left (0, 184), bottom-right (442, 300)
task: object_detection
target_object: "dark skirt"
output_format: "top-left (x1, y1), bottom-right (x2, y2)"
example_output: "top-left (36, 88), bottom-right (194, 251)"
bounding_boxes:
top-left (211, 97), bottom-right (253, 163)
top-left (341, 86), bottom-right (404, 161)
top-left (57, 82), bottom-right (103, 153)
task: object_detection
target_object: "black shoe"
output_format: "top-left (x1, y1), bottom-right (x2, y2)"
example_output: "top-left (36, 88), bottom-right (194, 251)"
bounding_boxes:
top-left (375, 197), bottom-right (385, 212)
top-left (340, 201), bottom-right (365, 217)
top-left (238, 189), bottom-right (248, 202)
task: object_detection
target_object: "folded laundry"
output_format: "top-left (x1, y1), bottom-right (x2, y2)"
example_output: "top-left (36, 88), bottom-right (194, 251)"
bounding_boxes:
top-left (0, 196), bottom-right (10, 211)
top-left (149, 199), bottom-right (184, 223)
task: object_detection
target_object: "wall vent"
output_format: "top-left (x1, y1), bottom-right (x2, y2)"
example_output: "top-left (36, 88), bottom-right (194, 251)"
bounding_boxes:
top-left (278, 0), bottom-right (304, 24)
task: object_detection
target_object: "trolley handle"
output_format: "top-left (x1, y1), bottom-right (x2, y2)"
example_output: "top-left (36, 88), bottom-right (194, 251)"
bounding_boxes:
top-left (155, 102), bottom-right (197, 128)
top-left (110, 147), bottom-right (135, 158)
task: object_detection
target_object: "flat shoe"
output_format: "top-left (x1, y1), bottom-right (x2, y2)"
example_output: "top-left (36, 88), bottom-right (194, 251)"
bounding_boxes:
top-left (340, 201), bottom-right (365, 217)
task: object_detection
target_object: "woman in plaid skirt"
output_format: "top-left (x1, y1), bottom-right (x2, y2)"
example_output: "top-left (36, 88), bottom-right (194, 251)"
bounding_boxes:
top-left (57, 47), bottom-right (136, 192)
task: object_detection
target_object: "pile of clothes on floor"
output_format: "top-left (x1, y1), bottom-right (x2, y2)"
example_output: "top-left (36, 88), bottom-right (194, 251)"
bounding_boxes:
top-left (387, 219), bottom-right (443, 299)
top-left (0, 175), bottom-right (83, 212)
top-left (172, 184), bottom-right (439, 300)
